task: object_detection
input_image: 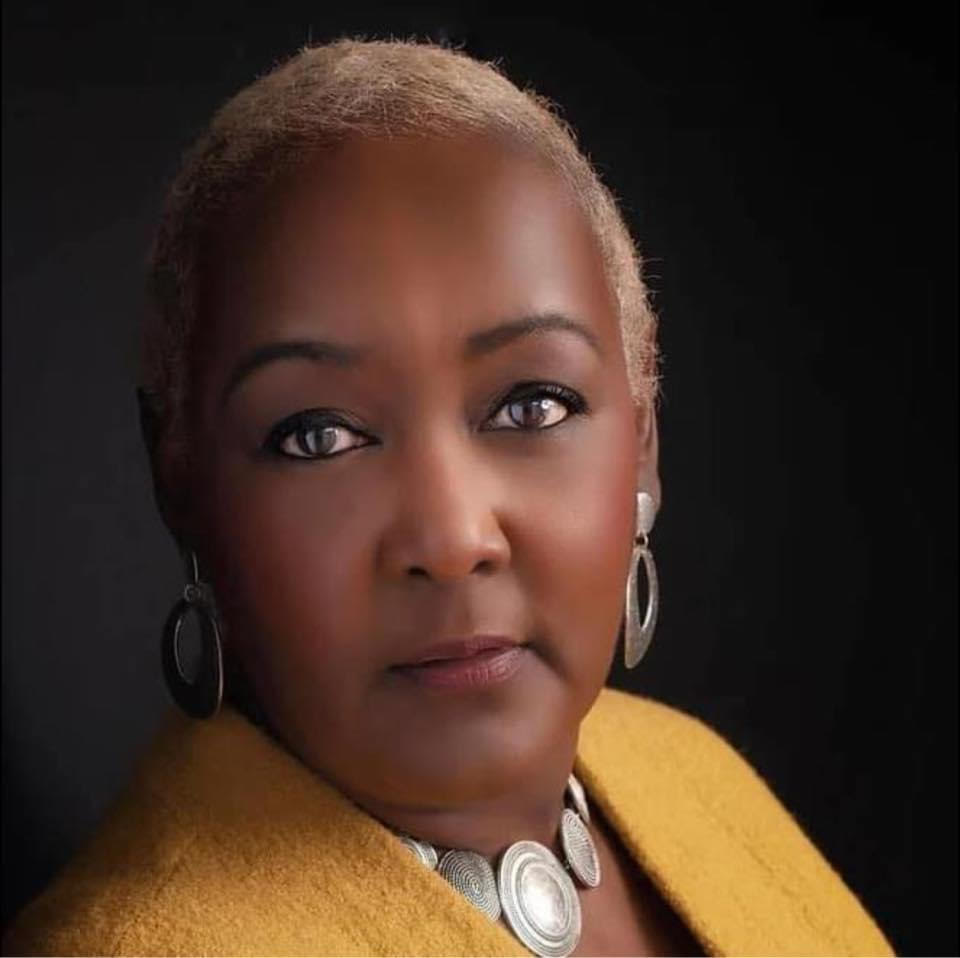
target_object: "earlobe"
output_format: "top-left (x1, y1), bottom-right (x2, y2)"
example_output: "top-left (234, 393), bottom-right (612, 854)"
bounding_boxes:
top-left (136, 387), bottom-right (194, 551)
top-left (634, 400), bottom-right (656, 450)
top-left (136, 387), bottom-right (163, 462)
top-left (634, 400), bottom-right (662, 513)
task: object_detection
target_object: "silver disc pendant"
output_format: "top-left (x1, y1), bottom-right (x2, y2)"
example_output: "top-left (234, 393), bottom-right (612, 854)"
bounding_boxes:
top-left (398, 834), bottom-right (438, 870)
top-left (498, 840), bottom-right (581, 958)
top-left (559, 809), bottom-right (600, 888)
top-left (438, 849), bottom-right (501, 921)
top-left (566, 773), bottom-right (591, 824)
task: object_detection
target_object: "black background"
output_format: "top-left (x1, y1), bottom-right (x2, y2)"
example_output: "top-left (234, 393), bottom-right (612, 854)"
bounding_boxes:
top-left (3, 3), bottom-right (957, 954)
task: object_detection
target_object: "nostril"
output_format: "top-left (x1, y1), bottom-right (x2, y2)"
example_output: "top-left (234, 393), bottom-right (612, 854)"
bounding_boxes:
top-left (406, 559), bottom-right (492, 579)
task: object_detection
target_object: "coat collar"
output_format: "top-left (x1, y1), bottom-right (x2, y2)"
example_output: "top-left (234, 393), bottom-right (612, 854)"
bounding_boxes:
top-left (143, 686), bottom-right (713, 956)
top-left (104, 686), bottom-right (884, 956)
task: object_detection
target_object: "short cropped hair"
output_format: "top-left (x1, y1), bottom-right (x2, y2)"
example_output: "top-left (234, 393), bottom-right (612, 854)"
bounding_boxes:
top-left (141, 37), bottom-right (659, 461)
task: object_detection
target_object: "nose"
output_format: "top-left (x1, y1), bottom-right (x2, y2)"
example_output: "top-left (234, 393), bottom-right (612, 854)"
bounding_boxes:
top-left (378, 427), bottom-right (511, 583)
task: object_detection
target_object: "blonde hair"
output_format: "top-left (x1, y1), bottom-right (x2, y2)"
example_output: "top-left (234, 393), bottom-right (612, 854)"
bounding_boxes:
top-left (142, 37), bottom-right (659, 458)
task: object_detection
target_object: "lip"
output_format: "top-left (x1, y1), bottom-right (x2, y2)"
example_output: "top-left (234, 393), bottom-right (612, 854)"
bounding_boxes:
top-left (395, 635), bottom-right (521, 666)
top-left (390, 635), bottom-right (529, 691)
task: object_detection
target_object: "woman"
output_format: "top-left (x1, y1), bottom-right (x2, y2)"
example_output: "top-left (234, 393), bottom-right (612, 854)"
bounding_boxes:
top-left (3, 38), bottom-right (893, 957)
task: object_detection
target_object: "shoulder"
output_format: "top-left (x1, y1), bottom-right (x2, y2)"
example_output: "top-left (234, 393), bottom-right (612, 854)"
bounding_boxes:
top-left (3, 774), bottom-right (196, 954)
top-left (1, 708), bottom-right (524, 957)
top-left (584, 684), bottom-right (720, 743)
top-left (2, 709), bottom-right (300, 955)
top-left (580, 686), bottom-right (805, 850)
top-left (2, 712), bottom-right (209, 956)
top-left (577, 687), bottom-right (895, 957)
top-left (583, 685), bottom-right (770, 787)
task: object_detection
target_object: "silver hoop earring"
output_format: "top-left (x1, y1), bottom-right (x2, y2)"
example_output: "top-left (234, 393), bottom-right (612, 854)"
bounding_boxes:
top-left (624, 492), bottom-right (659, 669)
top-left (161, 550), bottom-right (223, 719)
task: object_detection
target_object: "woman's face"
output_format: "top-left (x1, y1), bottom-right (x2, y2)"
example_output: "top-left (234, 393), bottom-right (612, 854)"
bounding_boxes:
top-left (180, 133), bottom-right (657, 811)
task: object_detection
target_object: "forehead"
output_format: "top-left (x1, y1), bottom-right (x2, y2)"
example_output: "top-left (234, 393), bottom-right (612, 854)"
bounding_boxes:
top-left (197, 133), bottom-right (620, 378)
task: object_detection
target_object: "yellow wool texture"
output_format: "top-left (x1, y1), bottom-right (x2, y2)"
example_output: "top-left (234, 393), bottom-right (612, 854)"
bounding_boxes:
top-left (4, 687), bottom-right (894, 957)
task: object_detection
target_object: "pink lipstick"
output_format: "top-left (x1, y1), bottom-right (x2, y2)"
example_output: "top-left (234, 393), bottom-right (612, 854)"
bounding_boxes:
top-left (392, 636), bottom-right (529, 690)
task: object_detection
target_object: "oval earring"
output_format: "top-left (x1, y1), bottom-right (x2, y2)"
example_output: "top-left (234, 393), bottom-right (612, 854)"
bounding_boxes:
top-left (161, 550), bottom-right (223, 718)
top-left (624, 491), bottom-right (659, 669)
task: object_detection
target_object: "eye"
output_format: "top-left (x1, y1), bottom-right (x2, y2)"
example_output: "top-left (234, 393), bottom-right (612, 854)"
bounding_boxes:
top-left (264, 411), bottom-right (369, 461)
top-left (484, 382), bottom-right (588, 432)
top-left (263, 383), bottom-right (588, 462)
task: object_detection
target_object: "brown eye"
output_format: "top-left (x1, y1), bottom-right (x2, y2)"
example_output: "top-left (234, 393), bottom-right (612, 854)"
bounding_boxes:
top-left (265, 412), bottom-right (369, 460)
top-left (486, 383), bottom-right (586, 432)
top-left (281, 425), bottom-right (338, 458)
top-left (497, 396), bottom-right (567, 430)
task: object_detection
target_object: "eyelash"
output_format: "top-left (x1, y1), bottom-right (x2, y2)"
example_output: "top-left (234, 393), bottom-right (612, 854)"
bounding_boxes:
top-left (262, 382), bottom-right (589, 461)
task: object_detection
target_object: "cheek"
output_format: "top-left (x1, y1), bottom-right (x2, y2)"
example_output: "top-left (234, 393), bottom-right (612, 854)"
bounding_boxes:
top-left (197, 462), bottom-right (374, 681)
top-left (518, 419), bottom-right (637, 686)
top-left (195, 404), bottom-right (638, 696)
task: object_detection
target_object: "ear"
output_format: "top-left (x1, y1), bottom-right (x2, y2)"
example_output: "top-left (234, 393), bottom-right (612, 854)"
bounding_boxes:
top-left (136, 387), bottom-right (195, 552)
top-left (634, 399), bottom-right (662, 514)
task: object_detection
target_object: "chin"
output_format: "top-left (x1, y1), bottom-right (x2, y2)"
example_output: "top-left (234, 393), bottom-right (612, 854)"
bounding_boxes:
top-left (343, 681), bottom-right (579, 806)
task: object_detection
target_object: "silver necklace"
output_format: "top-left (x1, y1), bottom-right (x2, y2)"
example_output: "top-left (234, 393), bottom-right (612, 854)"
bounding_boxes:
top-left (393, 774), bottom-right (600, 958)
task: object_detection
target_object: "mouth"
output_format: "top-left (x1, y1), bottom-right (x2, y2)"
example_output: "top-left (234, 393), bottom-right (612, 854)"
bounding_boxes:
top-left (390, 636), bottom-right (530, 690)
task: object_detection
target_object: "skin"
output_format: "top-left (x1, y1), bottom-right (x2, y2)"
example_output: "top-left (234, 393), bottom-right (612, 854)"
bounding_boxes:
top-left (154, 133), bottom-right (687, 954)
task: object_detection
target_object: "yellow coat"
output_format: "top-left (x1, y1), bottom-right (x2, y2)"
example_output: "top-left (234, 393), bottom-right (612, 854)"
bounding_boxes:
top-left (3, 687), bottom-right (893, 956)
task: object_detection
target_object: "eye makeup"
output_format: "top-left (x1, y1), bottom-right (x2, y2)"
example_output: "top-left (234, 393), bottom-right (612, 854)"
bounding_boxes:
top-left (260, 380), bottom-right (591, 462)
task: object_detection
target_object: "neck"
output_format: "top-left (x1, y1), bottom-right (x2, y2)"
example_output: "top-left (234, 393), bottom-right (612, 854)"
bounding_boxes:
top-left (347, 755), bottom-right (576, 864)
top-left (244, 693), bottom-right (580, 864)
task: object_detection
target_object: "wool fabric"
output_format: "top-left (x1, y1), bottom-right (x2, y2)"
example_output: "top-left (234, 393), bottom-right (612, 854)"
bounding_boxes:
top-left (3, 687), bottom-right (893, 956)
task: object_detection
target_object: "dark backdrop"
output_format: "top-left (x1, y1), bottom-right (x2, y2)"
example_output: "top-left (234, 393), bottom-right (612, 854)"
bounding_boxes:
top-left (3, 3), bottom-right (956, 954)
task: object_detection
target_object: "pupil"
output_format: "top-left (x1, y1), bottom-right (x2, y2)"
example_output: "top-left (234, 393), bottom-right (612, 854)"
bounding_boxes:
top-left (515, 398), bottom-right (548, 427)
top-left (300, 428), bottom-right (329, 455)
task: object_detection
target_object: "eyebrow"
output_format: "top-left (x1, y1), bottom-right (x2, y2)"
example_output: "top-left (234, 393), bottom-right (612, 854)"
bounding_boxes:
top-left (221, 312), bottom-right (603, 407)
